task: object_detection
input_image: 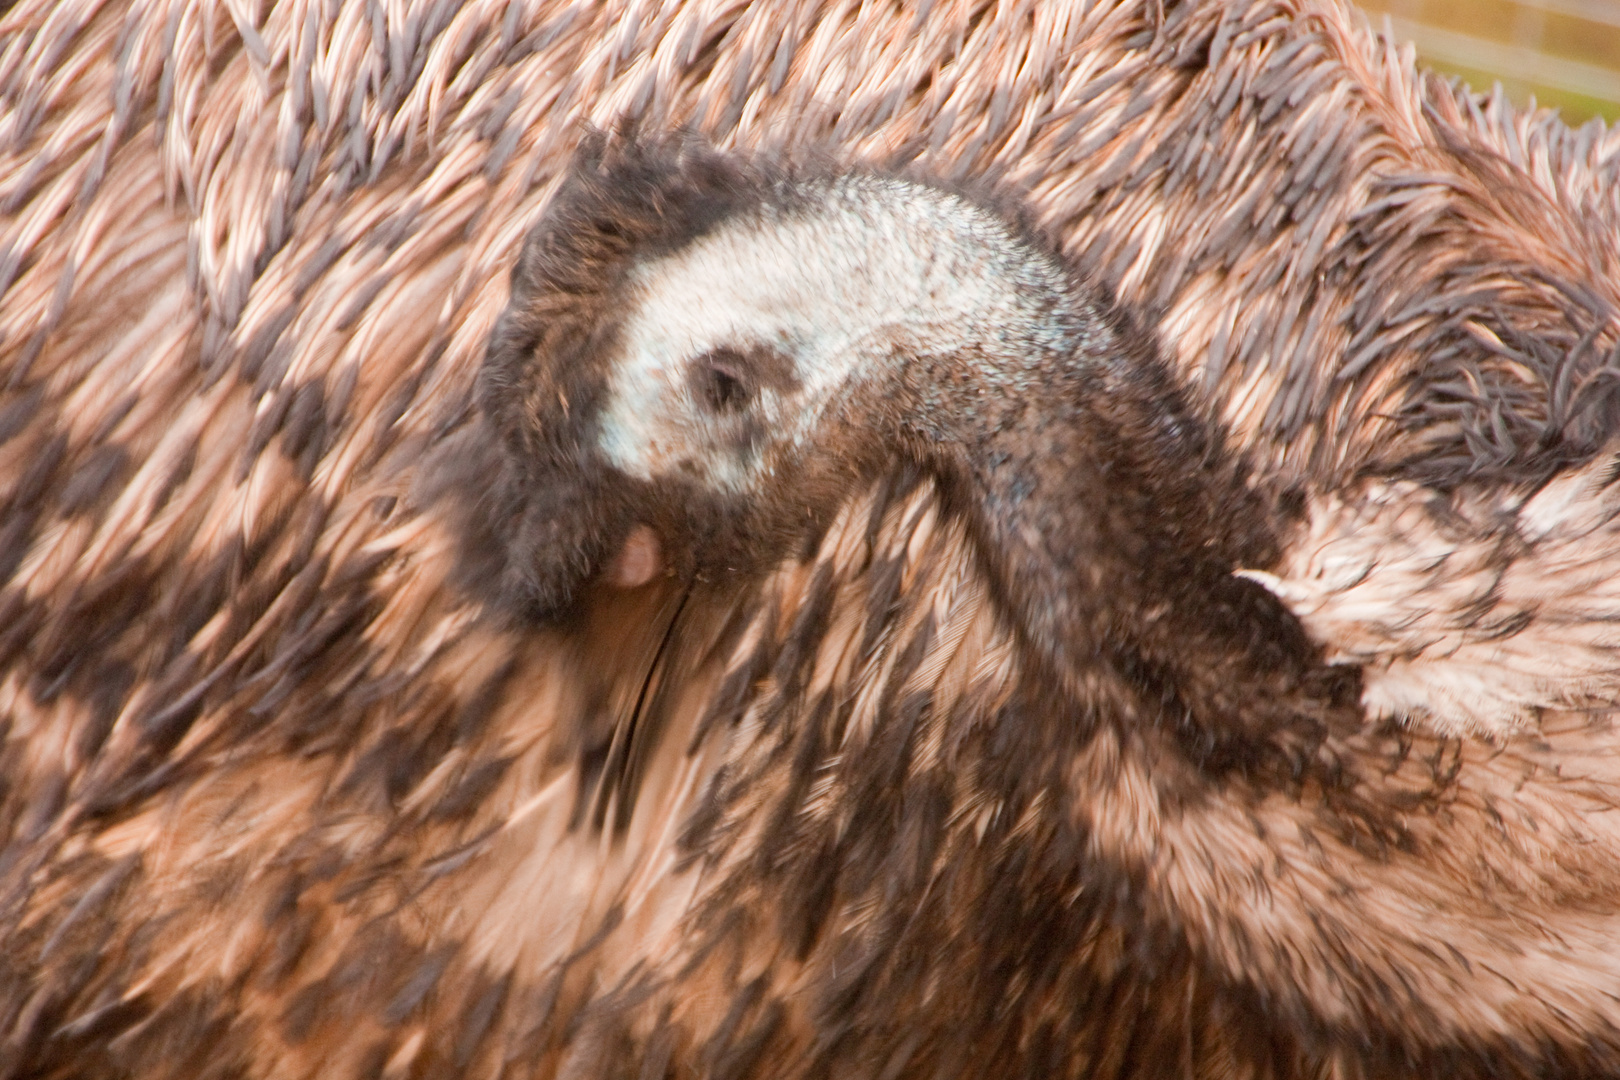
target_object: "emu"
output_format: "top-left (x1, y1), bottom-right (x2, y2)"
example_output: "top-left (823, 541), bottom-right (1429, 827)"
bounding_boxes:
top-left (1, 1), bottom-right (1619, 1078)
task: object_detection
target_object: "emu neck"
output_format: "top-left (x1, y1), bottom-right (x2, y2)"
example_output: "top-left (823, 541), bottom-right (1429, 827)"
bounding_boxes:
top-left (905, 321), bottom-right (1312, 749)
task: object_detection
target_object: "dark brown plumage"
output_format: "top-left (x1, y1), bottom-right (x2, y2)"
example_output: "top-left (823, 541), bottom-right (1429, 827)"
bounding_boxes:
top-left (2, 1), bottom-right (1620, 1078)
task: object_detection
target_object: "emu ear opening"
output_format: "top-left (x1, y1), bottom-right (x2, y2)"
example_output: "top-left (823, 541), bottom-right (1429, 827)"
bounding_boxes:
top-left (688, 344), bottom-right (800, 416)
top-left (691, 349), bottom-right (755, 413)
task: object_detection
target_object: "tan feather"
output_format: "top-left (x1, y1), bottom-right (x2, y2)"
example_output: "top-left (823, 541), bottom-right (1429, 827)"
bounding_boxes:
top-left (3, 1), bottom-right (1620, 1078)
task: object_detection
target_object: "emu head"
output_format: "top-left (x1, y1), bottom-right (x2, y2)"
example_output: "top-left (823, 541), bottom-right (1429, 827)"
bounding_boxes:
top-left (476, 137), bottom-right (1094, 626)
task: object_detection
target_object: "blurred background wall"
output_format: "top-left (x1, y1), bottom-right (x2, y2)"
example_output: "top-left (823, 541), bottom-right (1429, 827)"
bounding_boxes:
top-left (1353, 0), bottom-right (1620, 124)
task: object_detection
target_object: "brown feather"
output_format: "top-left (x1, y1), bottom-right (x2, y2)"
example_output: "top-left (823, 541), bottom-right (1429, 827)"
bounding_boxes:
top-left (3, 1), bottom-right (1620, 1078)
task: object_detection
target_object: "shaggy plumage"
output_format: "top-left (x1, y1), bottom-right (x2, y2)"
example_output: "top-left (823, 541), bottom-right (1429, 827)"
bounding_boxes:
top-left (2, 1), bottom-right (1619, 1079)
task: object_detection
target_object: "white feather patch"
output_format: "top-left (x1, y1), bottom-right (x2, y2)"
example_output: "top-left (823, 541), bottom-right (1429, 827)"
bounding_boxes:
top-left (1241, 450), bottom-right (1620, 738)
top-left (599, 177), bottom-right (1072, 492)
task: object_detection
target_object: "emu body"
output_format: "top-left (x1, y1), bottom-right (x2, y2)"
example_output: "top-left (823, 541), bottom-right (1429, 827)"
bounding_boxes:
top-left (3, 1), bottom-right (1620, 1078)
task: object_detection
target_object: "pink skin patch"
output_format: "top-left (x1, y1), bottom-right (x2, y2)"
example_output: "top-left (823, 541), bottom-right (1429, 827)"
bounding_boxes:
top-left (605, 524), bottom-right (663, 588)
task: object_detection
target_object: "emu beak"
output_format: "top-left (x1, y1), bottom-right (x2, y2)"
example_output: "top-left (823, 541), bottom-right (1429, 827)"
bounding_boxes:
top-left (605, 524), bottom-right (663, 588)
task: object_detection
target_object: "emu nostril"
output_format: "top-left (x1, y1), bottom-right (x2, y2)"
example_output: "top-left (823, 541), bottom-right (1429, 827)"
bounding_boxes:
top-left (605, 524), bottom-right (663, 587)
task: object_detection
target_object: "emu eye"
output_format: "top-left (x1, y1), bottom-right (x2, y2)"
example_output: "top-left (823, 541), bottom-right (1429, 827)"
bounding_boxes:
top-left (692, 348), bottom-right (753, 413)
